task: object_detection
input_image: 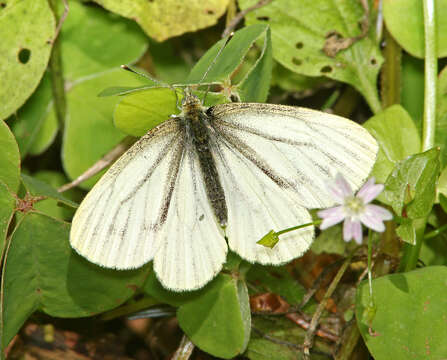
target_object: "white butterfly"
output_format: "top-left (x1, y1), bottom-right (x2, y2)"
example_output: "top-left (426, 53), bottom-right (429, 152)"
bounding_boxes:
top-left (70, 91), bottom-right (378, 291)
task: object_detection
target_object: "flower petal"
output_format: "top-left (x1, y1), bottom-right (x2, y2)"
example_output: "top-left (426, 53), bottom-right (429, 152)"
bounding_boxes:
top-left (357, 178), bottom-right (384, 204)
top-left (366, 204), bottom-right (393, 221)
top-left (335, 173), bottom-right (353, 197)
top-left (352, 221), bottom-right (363, 244)
top-left (318, 206), bottom-right (345, 229)
top-left (359, 211), bottom-right (385, 232)
top-left (343, 217), bottom-right (354, 241)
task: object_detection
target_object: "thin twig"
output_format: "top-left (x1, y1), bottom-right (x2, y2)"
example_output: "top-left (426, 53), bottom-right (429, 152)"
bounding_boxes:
top-left (172, 335), bottom-right (195, 360)
top-left (302, 250), bottom-right (357, 359)
top-left (286, 313), bottom-right (339, 342)
top-left (58, 136), bottom-right (136, 193)
top-left (298, 258), bottom-right (344, 309)
top-left (50, 0), bottom-right (69, 44)
top-left (252, 327), bottom-right (302, 349)
top-left (222, 0), bottom-right (273, 38)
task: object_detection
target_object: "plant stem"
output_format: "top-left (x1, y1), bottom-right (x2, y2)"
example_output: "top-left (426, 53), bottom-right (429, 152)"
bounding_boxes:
top-left (276, 220), bottom-right (321, 236)
top-left (424, 223), bottom-right (447, 239)
top-left (302, 249), bottom-right (355, 359)
top-left (48, 0), bottom-right (67, 130)
top-left (380, 27), bottom-right (402, 108)
top-left (400, 0), bottom-right (437, 272)
top-left (421, 0), bottom-right (437, 151)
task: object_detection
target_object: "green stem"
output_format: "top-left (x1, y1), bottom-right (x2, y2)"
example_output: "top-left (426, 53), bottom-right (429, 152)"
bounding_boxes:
top-left (48, 0), bottom-right (66, 130)
top-left (421, 0), bottom-right (437, 151)
top-left (399, 0), bottom-right (437, 272)
top-left (367, 230), bottom-right (374, 303)
top-left (399, 218), bottom-right (427, 272)
top-left (276, 220), bottom-right (321, 236)
top-left (302, 249), bottom-right (355, 359)
top-left (381, 28), bottom-right (402, 108)
top-left (358, 70), bottom-right (382, 114)
top-left (424, 223), bottom-right (447, 239)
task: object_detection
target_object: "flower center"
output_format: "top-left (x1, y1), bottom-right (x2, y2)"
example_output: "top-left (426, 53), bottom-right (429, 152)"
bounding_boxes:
top-left (344, 196), bottom-right (365, 218)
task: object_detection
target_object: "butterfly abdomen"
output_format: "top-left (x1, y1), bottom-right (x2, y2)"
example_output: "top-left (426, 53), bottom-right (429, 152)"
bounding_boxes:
top-left (184, 102), bottom-right (228, 227)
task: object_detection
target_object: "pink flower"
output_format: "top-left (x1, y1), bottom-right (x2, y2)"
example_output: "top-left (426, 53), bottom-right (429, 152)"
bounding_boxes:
top-left (317, 174), bottom-right (393, 244)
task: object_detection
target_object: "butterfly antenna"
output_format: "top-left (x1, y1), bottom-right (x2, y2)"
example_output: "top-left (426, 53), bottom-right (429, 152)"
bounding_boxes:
top-left (121, 65), bottom-right (180, 110)
top-left (198, 32), bottom-right (234, 103)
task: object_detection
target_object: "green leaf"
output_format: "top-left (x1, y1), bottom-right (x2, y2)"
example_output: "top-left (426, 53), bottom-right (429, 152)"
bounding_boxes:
top-left (356, 266), bottom-right (447, 360)
top-left (246, 266), bottom-right (306, 306)
top-left (383, 0), bottom-right (447, 58)
top-left (31, 171), bottom-right (81, 220)
top-left (143, 269), bottom-right (215, 307)
top-left (364, 105), bottom-right (421, 184)
top-left (438, 165), bottom-right (447, 198)
top-left (9, 0), bottom-right (148, 157)
top-left (148, 38), bottom-right (192, 84)
top-left (0, 120), bottom-right (20, 257)
top-left (436, 66), bottom-right (447, 167)
top-left (114, 89), bottom-right (227, 137)
top-left (115, 88), bottom-right (178, 137)
top-left (383, 148), bottom-right (440, 218)
top-left (177, 275), bottom-right (251, 359)
top-left (60, 1), bottom-right (147, 81)
top-left (237, 26), bottom-right (273, 102)
top-left (271, 62), bottom-right (328, 93)
top-left (420, 231), bottom-right (447, 266)
top-left (0, 120), bottom-right (21, 192)
top-left (187, 24), bottom-right (270, 85)
top-left (1, 213), bottom-right (148, 348)
top-left (21, 173), bottom-right (78, 209)
top-left (246, 317), bottom-right (330, 360)
top-left (311, 224), bottom-right (349, 255)
top-left (92, 0), bottom-right (230, 42)
top-left (239, 0), bottom-right (383, 112)
top-left (0, 0), bottom-right (55, 120)
top-left (9, 73), bottom-right (54, 158)
top-left (62, 68), bottom-right (147, 189)
top-left (401, 55), bottom-right (424, 132)
top-left (0, 182), bottom-right (15, 258)
top-left (396, 217), bottom-right (416, 245)
top-left (439, 193), bottom-right (447, 213)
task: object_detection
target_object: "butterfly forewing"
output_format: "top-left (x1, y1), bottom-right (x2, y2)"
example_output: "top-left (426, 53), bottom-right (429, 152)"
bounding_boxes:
top-left (209, 103), bottom-right (378, 209)
top-left (71, 119), bottom-right (184, 269)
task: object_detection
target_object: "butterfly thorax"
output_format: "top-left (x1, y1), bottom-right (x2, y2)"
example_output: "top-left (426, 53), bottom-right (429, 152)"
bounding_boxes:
top-left (182, 94), bottom-right (228, 227)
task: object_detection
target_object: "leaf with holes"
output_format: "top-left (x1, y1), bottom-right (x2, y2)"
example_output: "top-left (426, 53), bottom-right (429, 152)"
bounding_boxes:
top-left (9, 0), bottom-right (147, 157)
top-left (239, 0), bottom-right (384, 113)
top-left (0, 0), bottom-right (55, 120)
top-left (1, 212), bottom-right (149, 349)
top-left (92, 0), bottom-right (230, 42)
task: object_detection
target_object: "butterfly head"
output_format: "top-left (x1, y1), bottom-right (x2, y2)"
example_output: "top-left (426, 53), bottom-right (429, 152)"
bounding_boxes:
top-left (181, 87), bottom-right (205, 117)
